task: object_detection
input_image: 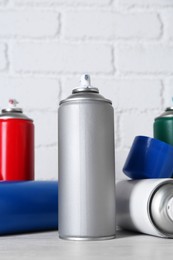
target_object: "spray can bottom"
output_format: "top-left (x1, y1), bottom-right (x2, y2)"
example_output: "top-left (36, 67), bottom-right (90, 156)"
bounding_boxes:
top-left (116, 179), bottom-right (173, 238)
top-left (59, 235), bottom-right (116, 241)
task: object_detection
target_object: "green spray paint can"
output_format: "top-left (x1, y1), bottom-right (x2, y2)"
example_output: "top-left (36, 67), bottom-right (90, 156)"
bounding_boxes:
top-left (154, 107), bottom-right (173, 146)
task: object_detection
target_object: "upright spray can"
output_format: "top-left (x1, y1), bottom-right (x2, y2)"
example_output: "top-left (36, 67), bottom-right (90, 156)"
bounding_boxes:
top-left (0, 99), bottom-right (34, 180)
top-left (154, 107), bottom-right (173, 146)
top-left (116, 179), bottom-right (173, 238)
top-left (58, 74), bottom-right (116, 240)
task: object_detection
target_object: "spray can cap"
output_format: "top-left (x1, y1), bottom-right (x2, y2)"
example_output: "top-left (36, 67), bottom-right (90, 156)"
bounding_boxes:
top-left (165, 98), bottom-right (173, 112)
top-left (59, 74), bottom-right (112, 105)
top-left (0, 99), bottom-right (32, 120)
top-left (72, 74), bottom-right (99, 94)
top-left (155, 98), bottom-right (173, 119)
top-left (2, 99), bottom-right (23, 113)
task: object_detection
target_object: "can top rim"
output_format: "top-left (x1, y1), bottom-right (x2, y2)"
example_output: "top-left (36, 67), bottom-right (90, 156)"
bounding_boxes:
top-left (155, 107), bottom-right (173, 119)
top-left (0, 100), bottom-right (33, 120)
top-left (59, 91), bottom-right (112, 105)
top-left (2, 108), bottom-right (23, 113)
top-left (0, 111), bottom-right (32, 120)
top-left (72, 87), bottom-right (99, 94)
top-left (166, 107), bottom-right (173, 111)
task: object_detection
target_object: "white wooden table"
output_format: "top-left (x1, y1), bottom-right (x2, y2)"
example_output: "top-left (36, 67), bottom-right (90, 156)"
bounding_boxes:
top-left (0, 229), bottom-right (172, 260)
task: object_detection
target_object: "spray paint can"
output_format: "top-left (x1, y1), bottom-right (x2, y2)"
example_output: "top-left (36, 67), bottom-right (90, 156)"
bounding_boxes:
top-left (116, 179), bottom-right (173, 238)
top-left (0, 99), bottom-right (34, 180)
top-left (154, 107), bottom-right (173, 146)
top-left (58, 74), bottom-right (116, 240)
top-left (0, 181), bottom-right (58, 235)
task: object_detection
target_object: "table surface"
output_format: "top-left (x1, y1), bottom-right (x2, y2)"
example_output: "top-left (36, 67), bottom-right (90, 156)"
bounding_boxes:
top-left (0, 229), bottom-right (172, 260)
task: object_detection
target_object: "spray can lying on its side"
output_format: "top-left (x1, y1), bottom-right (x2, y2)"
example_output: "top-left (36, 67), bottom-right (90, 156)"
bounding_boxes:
top-left (0, 181), bottom-right (58, 235)
top-left (0, 99), bottom-right (34, 180)
top-left (116, 179), bottom-right (173, 238)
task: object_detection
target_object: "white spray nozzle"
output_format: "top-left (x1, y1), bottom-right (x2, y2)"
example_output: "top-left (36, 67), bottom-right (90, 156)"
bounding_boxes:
top-left (9, 99), bottom-right (19, 108)
top-left (72, 74), bottom-right (98, 94)
top-left (80, 74), bottom-right (91, 88)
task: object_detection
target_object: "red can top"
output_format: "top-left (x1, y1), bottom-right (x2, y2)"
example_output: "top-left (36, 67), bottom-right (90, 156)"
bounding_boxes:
top-left (0, 99), bottom-right (33, 121)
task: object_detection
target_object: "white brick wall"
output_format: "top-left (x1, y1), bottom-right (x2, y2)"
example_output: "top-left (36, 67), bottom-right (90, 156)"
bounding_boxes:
top-left (0, 0), bottom-right (172, 180)
top-left (0, 44), bottom-right (8, 70)
top-left (0, 0), bottom-right (7, 5)
top-left (0, 11), bottom-right (59, 38)
top-left (162, 10), bottom-right (173, 40)
top-left (119, 0), bottom-right (173, 8)
top-left (64, 12), bottom-right (161, 40)
top-left (12, 43), bottom-right (113, 73)
top-left (0, 76), bottom-right (60, 110)
top-left (117, 44), bottom-right (173, 74)
top-left (14, 0), bottom-right (111, 7)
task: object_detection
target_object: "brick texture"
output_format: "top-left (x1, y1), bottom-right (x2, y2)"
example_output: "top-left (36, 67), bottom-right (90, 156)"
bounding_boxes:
top-left (1, 0), bottom-right (172, 180)
top-left (64, 11), bottom-right (161, 40)
top-left (0, 11), bottom-right (59, 38)
top-left (30, 111), bottom-right (57, 147)
top-left (119, 0), bottom-right (173, 7)
top-left (0, 44), bottom-right (8, 70)
top-left (117, 44), bottom-right (173, 74)
top-left (0, 76), bottom-right (60, 110)
top-left (162, 10), bottom-right (173, 40)
top-left (12, 42), bottom-right (113, 74)
top-left (35, 146), bottom-right (57, 180)
top-left (0, 0), bottom-right (7, 5)
top-left (14, 0), bottom-right (111, 7)
top-left (165, 78), bottom-right (173, 108)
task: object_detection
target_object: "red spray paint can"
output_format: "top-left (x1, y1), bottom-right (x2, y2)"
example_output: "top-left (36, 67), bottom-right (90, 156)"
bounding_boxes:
top-left (0, 99), bottom-right (34, 180)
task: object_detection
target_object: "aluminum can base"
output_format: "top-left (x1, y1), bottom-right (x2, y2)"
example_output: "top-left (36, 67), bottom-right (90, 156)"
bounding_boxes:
top-left (59, 235), bottom-right (116, 241)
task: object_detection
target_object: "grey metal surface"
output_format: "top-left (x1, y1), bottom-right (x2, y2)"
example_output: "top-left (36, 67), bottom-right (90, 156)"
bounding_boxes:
top-left (58, 80), bottom-right (116, 240)
top-left (150, 183), bottom-right (173, 236)
top-left (59, 235), bottom-right (116, 241)
top-left (0, 112), bottom-right (32, 120)
top-left (0, 106), bottom-right (32, 120)
top-left (72, 87), bottom-right (99, 94)
top-left (59, 90), bottom-right (112, 105)
top-left (2, 107), bottom-right (23, 113)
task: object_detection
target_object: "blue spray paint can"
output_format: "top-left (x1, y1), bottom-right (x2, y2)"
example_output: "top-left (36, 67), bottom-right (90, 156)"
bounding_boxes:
top-left (0, 181), bottom-right (58, 235)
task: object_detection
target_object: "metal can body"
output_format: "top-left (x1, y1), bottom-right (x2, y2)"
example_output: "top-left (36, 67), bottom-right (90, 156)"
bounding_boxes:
top-left (154, 108), bottom-right (173, 146)
top-left (0, 118), bottom-right (34, 180)
top-left (58, 76), bottom-right (116, 240)
top-left (116, 179), bottom-right (173, 238)
top-left (0, 181), bottom-right (58, 235)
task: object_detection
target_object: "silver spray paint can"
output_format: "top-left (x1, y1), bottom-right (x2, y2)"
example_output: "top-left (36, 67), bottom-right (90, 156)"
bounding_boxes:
top-left (58, 74), bottom-right (116, 240)
top-left (116, 179), bottom-right (173, 238)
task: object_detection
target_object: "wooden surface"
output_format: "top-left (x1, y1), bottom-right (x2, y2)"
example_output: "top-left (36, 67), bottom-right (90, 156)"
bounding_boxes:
top-left (0, 229), bottom-right (172, 259)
